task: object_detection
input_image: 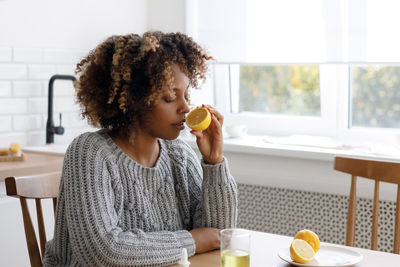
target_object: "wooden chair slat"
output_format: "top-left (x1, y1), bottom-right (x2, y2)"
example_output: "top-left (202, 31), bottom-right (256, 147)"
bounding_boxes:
top-left (35, 199), bottom-right (47, 258)
top-left (346, 175), bottom-right (357, 247)
top-left (371, 180), bottom-right (380, 250)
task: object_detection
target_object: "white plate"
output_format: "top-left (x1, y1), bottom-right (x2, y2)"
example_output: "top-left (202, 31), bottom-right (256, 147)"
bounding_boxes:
top-left (278, 245), bottom-right (363, 267)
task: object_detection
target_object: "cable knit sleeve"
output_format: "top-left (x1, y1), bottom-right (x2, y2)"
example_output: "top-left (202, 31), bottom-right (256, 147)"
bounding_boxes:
top-left (183, 142), bottom-right (238, 229)
top-left (62, 136), bottom-right (194, 266)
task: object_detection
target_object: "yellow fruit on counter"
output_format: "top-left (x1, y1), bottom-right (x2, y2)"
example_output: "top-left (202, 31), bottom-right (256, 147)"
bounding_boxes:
top-left (9, 142), bottom-right (21, 155)
top-left (186, 107), bottom-right (211, 131)
top-left (294, 229), bottom-right (320, 252)
top-left (290, 239), bottom-right (315, 263)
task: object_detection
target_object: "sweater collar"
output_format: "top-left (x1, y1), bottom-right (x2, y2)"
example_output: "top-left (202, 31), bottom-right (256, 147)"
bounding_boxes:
top-left (99, 129), bottom-right (169, 171)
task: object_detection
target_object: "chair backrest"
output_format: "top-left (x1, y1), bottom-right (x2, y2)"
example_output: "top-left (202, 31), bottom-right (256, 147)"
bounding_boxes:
top-left (334, 156), bottom-right (400, 254)
top-left (5, 172), bottom-right (61, 267)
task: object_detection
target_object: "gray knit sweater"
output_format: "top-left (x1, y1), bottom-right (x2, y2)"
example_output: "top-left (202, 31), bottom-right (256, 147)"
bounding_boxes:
top-left (43, 130), bottom-right (237, 267)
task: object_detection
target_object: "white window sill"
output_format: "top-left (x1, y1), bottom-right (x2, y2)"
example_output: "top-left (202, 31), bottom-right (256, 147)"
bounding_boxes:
top-left (182, 135), bottom-right (400, 162)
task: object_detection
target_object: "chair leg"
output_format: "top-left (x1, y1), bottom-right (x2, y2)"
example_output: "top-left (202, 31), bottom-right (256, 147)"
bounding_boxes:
top-left (36, 199), bottom-right (47, 258)
top-left (20, 197), bottom-right (42, 267)
top-left (371, 181), bottom-right (379, 250)
top-left (346, 175), bottom-right (357, 247)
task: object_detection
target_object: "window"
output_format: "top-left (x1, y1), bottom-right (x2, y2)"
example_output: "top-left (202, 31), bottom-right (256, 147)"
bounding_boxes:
top-left (213, 64), bottom-right (337, 136)
top-left (187, 0), bottom-right (400, 144)
top-left (235, 65), bottom-right (320, 116)
top-left (351, 65), bottom-right (400, 129)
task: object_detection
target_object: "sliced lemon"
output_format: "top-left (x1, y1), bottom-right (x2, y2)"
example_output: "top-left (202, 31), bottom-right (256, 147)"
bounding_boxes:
top-left (186, 107), bottom-right (211, 131)
top-left (294, 229), bottom-right (320, 252)
top-left (290, 239), bottom-right (316, 264)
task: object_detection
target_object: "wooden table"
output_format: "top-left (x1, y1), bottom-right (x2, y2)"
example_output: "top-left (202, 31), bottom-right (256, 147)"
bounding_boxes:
top-left (170, 231), bottom-right (400, 267)
top-left (0, 151), bottom-right (64, 181)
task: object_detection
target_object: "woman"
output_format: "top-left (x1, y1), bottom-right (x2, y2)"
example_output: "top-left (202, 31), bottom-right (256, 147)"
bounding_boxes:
top-left (43, 31), bottom-right (237, 266)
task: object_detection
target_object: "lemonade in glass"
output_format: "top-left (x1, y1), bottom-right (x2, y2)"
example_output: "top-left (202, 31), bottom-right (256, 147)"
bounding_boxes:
top-left (220, 229), bottom-right (250, 267)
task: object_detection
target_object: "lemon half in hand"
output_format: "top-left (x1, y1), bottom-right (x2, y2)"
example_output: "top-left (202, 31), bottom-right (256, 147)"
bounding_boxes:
top-left (186, 107), bottom-right (211, 131)
top-left (290, 239), bottom-right (316, 264)
top-left (294, 229), bottom-right (320, 252)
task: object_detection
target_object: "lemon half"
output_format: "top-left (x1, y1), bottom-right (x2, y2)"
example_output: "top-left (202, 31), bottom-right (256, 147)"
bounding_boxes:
top-left (294, 229), bottom-right (320, 252)
top-left (290, 239), bottom-right (316, 263)
top-left (186, 107), bottom-right (211, 131)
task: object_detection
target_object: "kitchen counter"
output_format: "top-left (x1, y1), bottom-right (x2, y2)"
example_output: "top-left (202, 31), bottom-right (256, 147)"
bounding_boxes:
top-left (0, 151), bottom-right (64, 181)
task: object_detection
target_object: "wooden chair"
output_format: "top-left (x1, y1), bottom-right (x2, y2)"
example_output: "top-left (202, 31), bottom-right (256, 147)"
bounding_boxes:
top-left (5, 172), bottom-right (61, 267)
top-left (334, 156), bottom-right (400, 253)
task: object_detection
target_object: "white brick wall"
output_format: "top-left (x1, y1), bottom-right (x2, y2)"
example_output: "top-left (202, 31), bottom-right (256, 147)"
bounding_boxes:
top-left (0, 47), bottom-right (12, 62)
top-left (0, 116), bottom-right (12, 132)
top-left (13, 48), bottom-right (43, 63)
top-left (0, 47), bottom-right (92, 147)
top-left (13, 81), bottom-right (42, 97)
top-left (0, 64), bottom-right (27, 79)
top-left (0, 82), bottom-right (12, 96)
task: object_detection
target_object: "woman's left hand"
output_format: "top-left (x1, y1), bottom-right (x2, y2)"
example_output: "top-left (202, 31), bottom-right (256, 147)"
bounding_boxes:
top-left (190, 105), bottom-right (224, 164)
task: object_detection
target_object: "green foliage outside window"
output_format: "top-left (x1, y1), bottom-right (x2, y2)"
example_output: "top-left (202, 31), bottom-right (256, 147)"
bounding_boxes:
top-left (352, 66), bottom-right (400, 128)
top-left (239, 65), bottom-right (320, 116)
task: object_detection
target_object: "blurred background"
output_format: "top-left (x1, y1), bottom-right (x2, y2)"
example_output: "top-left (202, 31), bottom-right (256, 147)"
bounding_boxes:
top-left (2, 0), bottom-right (400, 147)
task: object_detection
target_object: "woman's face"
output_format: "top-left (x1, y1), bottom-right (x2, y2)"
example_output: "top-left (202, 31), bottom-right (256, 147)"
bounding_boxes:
top-left (141, 64), bottom-right (191, 140)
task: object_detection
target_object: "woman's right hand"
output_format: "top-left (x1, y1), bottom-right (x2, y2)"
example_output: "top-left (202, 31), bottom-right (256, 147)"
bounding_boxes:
top-left (189, 227), bottom-right (221, 254)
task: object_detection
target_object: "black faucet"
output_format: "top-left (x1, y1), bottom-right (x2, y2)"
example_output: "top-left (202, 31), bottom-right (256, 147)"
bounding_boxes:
top-left (46, 74), bottom-right (76, 144)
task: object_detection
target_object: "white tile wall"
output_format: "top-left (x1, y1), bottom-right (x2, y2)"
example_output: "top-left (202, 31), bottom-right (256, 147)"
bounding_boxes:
top-left (42, 80), bottom-right (75, 97)
top-left (0, 116), bottom-right (12, 132)
top-left (56, 65), bottom-right (76, 76)
top-left (0, 64), bottom-right (27, 79)
top-left (13, 81), bottom-right (42, 97)
top-left (28, 64), bottom-right (57, 80)
top-left (0, 132), bottom-right (27, 147)
top-left (0, 98), bottom-right (28, 114)
top-left (13, 47), bottom-right (43, 63)
top-left (0, 47), bottom-right (92, 147)
top-left (0, 82), bottom-right (12, 96)
top-left (44, 49), bottom-right (83, 64)
top-left (0, 47), bottom-right (12, 62)
top-left (28, 97), bottom-right (47, 114)
top-left (13, 115), bottom-right (42, 131)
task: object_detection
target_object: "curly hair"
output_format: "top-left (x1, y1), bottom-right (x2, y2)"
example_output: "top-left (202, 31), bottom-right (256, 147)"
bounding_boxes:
top-left (75, 31), bottom-right (213, 142)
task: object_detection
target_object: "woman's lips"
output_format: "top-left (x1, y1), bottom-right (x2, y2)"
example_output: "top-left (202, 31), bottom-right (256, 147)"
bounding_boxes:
top-left (173, 122), bottom-right (185, 130)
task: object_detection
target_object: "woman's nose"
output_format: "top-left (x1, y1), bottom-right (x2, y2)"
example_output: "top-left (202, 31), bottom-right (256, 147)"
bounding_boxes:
top-left (180, 99), bottom-right (190, 114)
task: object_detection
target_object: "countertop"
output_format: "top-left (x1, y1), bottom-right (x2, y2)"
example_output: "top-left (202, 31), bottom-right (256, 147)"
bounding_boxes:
top-left (0, 151), bottom-right (64, 182)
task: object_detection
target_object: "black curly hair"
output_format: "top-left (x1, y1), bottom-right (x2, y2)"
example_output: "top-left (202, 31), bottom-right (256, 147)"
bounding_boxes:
top-left (75, 31), bottom-right (213, 142)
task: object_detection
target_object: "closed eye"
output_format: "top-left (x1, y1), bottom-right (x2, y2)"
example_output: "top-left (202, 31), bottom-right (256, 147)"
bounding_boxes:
top-left (164, 97), bottom-right (176, 103)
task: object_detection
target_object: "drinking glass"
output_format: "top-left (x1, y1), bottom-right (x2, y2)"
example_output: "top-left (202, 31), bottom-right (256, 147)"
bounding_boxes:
top-left (220, 228), bottom-right (250, 267)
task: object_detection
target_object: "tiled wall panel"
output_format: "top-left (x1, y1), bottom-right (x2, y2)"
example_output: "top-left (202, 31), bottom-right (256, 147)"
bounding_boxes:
top-left (237, 183), bottom-right (396, 253)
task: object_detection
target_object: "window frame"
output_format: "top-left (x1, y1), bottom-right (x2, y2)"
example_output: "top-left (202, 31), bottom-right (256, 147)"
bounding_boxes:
top-left (213, 63), bottom-right (339, 136)
top-left (212, 63), bottom-right (400, 146)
